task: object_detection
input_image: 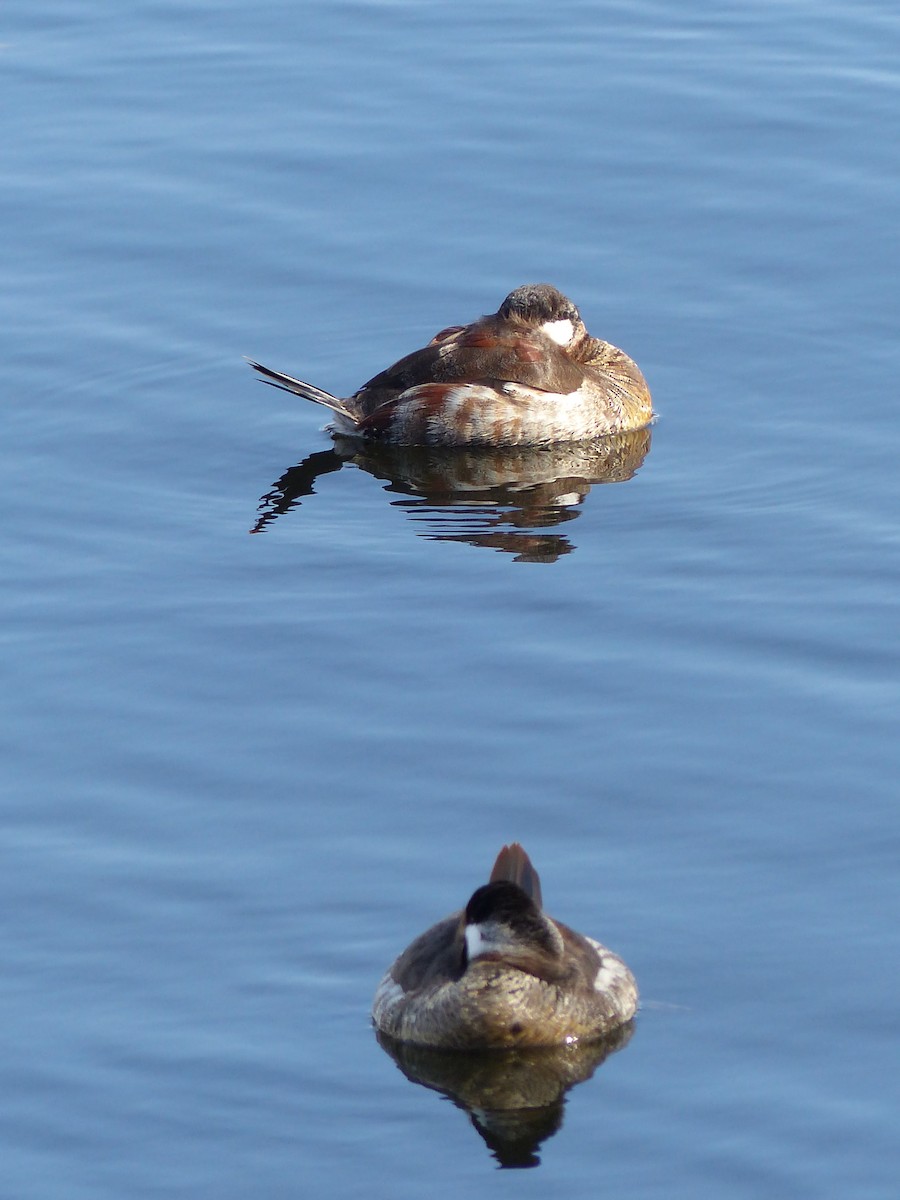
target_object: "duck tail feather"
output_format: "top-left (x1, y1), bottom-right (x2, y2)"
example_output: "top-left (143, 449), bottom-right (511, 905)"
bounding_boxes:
top-left (489, 843), bottom-right (543, 909)
top-left (245, 358), bottom-right (358, 423)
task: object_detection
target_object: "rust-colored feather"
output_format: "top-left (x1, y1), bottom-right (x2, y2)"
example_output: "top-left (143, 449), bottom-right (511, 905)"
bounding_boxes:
top-left (489, 843), bottom-right (543, 910)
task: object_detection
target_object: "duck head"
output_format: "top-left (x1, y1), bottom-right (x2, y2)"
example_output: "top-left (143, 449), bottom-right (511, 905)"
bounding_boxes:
top-left (463, 879), bottom-right (566, 978)
top-left (496, 283), bottom-right (586, 351)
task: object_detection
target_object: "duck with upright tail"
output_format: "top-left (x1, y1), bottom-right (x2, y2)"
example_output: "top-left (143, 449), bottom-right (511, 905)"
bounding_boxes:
top-left (373, 843), bottom-right (638, 1049)
top-left (248, 284), bottom-right (653, 446)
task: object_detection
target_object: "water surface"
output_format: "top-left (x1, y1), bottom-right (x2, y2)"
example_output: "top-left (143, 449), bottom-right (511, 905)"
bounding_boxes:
top-left (2, 0), bottom-right (898, 1196)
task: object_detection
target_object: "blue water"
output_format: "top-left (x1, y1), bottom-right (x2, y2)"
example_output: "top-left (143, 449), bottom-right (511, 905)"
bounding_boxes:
top-left (3, 0), bottom-right (898, 1195)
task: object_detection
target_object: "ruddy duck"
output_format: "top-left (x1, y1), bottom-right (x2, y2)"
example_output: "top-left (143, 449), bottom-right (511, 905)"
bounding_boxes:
top-left (372, 843), bottom-right (638, 1048)
top-left (248, 284), bottom-right (653, 446)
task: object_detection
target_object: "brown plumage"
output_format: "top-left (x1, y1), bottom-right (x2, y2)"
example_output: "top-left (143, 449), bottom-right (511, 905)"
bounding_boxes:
top-left (372, 843), bottom-right (638, 1048)
top-left (248, 284), bottom-right (653, 446)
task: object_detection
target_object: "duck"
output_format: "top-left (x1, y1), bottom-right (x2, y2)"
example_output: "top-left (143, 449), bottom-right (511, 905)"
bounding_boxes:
top-left (247, 284), bottom-right (653, 446)
top-left (372, 843), bottom-right (638, 1049)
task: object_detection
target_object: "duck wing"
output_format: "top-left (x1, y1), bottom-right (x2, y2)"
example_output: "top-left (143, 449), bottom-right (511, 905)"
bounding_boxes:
top-left (353, 324), bottom-right (586, 417)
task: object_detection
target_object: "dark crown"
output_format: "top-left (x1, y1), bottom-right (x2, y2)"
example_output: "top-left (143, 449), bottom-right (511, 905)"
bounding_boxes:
top-left (465, 880), bottom-right (539, 926)
top-left (498, 284), bottom-right (581, 325)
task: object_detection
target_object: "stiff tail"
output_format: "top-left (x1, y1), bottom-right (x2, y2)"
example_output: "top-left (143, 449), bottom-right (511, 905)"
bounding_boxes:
top-left (245, 358), bottom-right (358, 424)
top-left (489, 843), bottom-right (543, 910)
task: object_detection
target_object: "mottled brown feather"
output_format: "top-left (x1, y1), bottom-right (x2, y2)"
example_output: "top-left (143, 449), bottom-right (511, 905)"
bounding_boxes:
top-left (353, 323), bottom-right (587, 417)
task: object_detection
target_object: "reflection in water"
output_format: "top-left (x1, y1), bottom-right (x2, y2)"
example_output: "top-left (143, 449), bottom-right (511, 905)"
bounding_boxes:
top-left (375, 1023), bottom-right (634, 1168)
top-left (252, 429), bottom-right (652, 561)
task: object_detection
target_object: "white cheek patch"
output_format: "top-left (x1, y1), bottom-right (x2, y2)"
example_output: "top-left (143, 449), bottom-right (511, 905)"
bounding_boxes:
top-left (465, 924), bottom-right (487, 960)
top-left (467, 919), bottom-right (515, 959)
top-left (465, 922), bottom-right (510, 962)
top-left (541, 318), bottom-right (574, 346)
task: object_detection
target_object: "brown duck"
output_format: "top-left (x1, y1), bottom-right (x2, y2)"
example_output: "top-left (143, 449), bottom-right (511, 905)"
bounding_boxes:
top-left (372, 843), bottom-right (638, 1048)
top-left (248, 284), bottom-right (653, 446)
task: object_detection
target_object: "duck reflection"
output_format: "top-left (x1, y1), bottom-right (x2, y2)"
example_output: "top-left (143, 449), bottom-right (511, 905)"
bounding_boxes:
top-left (251, 428), bottom-right (651, 561)
top-left (375, 1022), bottom-right (634, 1168)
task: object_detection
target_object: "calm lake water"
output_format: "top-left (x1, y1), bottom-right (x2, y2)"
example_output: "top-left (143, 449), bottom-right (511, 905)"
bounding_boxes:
top-left (3, 0), bottom-right (898, 1195)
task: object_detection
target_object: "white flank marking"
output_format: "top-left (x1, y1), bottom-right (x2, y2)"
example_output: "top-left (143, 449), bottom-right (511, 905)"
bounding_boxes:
top-left (585, 936), bottom-right (625, 993)
top-left (329, 413), bottom-right (360, 436)
top-left (593, 957), bottom-right (623, 993)
top-left (373, 973), bottom-right (405, 1014)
